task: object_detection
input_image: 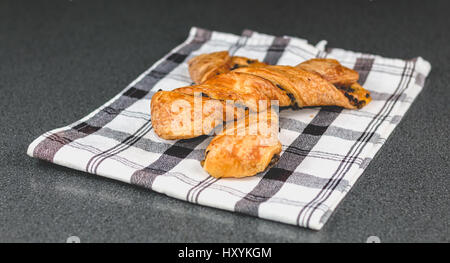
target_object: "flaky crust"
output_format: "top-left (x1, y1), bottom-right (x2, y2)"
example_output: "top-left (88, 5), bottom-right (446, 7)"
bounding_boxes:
top-left (175, 72), bottom-right (270, 112)
top-left (296, 58), bottom-right (359, 86)
top-left (175, 71), bottom-right (290, 111)
top-left (235, 65), bottom-right (358, 109)
top-left (229, 56), bottom-right (266, 70)
top-left (201, 110), bottom-right (281, 178)
top-left (270, 65), bottom-right (358, 109)
top-left (188, 52), bottom-right (371, 109)
top-left (151, 91), bottom-right (246, 140)
top-left (151, 52), bottom-right (374, 178)
top-left (188, 51), bottom-right (231, 85)
top-left (295, 59), bottom-right (371, 108)
top-left (152, 56), bottom-right (372, 140)
top-left (187, 51), bottom-right (267, 85)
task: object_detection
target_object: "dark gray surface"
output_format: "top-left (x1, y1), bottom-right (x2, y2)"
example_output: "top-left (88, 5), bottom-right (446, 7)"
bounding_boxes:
top-left (1, 0), bottom-right (448, 243)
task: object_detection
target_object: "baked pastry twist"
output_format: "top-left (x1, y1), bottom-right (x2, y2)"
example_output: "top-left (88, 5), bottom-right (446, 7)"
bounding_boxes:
top-left (150, 51), bottom-right (372, 178)
top-left (201, 109), bottom-right (281, 178)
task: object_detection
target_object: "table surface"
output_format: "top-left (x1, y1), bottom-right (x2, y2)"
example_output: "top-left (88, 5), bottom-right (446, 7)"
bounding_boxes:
top-left (1, 0), bottom-right (448, 242)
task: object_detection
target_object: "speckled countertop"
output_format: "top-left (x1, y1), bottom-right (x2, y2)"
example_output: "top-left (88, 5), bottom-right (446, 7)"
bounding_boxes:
top-left (1, 0), bottom-right (448, 242)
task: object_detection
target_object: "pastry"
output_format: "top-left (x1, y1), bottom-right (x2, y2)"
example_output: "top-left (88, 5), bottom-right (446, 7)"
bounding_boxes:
top-left (188, 51), bottom-right (232, 85)
top-left (188, 51), bottom-right (266, 84)
top-left (201, 109), bottom-right (281, 178)
top-left (295, 58), bottom-right (371, 107)
top-left (296, 58), bottom-right (359, 86)
top-left (152, 54), bottom-right (372, 139)
top-left (188, 51), bottom-right (371, 109)
top-left (175, 71), bottom-right (291, 111)
top-left (151, 91), bottom-right (247, 140)
top-left (150, 51), bottom-right (373, 177)
top-left (235, 65), bottom-right (370, 109)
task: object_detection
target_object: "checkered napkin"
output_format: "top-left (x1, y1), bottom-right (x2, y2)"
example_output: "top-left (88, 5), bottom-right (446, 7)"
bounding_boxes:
top-left (27, 27), bottom-right (431, 230)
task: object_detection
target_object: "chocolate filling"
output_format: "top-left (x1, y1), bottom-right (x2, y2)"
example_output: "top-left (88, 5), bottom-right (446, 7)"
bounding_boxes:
top-left (344, 92), bottom-right (366, 109)
top-left (287, 93), bottom-right (299, 109)
top-left (274, 83), bottom-right (300, 109)
top-left (276, 84), bottom-right (286, 91)
top-left (338, 85), bottom-right (370, 108)
top-left (337, 85), bottom-right (355, 93)
top-left (246, 59), bottom-right (255, 64)
top-left (230, 64), bottom-right (241, 70)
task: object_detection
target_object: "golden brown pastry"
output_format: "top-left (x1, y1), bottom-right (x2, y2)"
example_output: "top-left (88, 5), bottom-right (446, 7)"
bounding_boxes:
top-left (151, 69), bottom-right (291, 140)
top-left (235, 65), bottom-right (370, 109)
top-left (151, 91), bottom-right (247, 140)
top-left (151, 52), bottom-right (374, 178)
top-left (188, 52), bottom-right (371, 109)
top-left (229, 56), bottom-right (266, 70)
top-left (187, 51), bottom-right (266, 84)
top-left (152, 55), bottom-right (372, 140)
top-left (296, 58), bottom-right (359, 86)
top-left (175, 71), bottom-right (291, 111)
top-left (295, 58), bottom-right (371, 107)
top-left (201, 109), bottom-right (281, 178)
top-left (188, 51), bottom-right (232, 85)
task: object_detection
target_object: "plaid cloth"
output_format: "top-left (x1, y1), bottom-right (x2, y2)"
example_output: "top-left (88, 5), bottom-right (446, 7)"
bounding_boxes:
top-left (27, 27), bottom-right (431, 230)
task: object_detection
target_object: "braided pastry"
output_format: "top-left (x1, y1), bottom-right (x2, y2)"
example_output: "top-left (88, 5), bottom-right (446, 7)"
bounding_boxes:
top-left (150, 51), bottom-right (372, 178)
